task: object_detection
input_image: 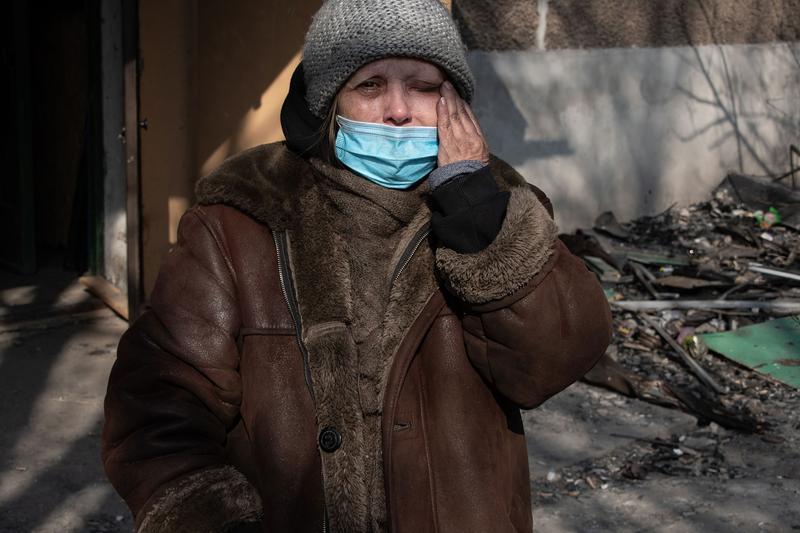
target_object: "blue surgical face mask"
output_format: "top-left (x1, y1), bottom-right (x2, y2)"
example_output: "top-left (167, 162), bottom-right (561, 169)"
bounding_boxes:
top-left (334, 116), bottom-right (439, 189)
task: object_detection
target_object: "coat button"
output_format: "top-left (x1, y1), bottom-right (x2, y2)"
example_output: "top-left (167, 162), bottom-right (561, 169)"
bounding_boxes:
top-left (319, 427), bottom-right (342, 453)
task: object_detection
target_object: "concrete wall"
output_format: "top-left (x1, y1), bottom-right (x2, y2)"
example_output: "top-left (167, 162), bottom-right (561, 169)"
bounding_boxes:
top-left (138, 0), bottom-right (320, 295)
top-left (469, 43), bottom-right (800, 230)
top-left (456, 0), bottom-right (800, 230)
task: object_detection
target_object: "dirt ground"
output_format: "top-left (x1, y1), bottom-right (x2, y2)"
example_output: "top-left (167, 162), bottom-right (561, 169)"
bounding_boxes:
top-left (0, 276), bottom-right (798, 532)
top-left (526, 382), bottom-right (800, 532)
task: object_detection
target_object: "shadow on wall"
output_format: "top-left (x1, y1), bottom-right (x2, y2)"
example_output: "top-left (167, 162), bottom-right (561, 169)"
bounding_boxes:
top-left (674, 2), bottom-right (800, 175)
top-left (458, 0), bottom-right (800, 230)
top-left (139, 0), bottom-right (321, 296)
top-left (470, 58), bottom-right (573, 166)
top-left (469, 42), bottom-right (800, 231)
top-left (192, 2), bottom-right (320, 175)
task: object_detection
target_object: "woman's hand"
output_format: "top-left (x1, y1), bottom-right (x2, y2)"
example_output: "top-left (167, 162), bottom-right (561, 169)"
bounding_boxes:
top-left (437, 80), bottom-right (490, 167)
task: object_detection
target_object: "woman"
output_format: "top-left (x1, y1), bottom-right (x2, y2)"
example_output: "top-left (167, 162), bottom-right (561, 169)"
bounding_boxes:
top-left (102, 1), bottom-right (612, 531)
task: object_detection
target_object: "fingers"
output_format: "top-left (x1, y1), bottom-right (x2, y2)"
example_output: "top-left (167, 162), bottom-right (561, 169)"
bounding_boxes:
top-left (440, 81), bottom-right (467, 135)
top-left (440, 81), bottom-right (484, 138)
top-left (458, 99), bottom-right (480, 138)
top-left (437, 95), bottom-right (450, 130)
top-left (437, 80), bottom-right (490, 166)
top-left (463, 102), bottom-right (485, 139)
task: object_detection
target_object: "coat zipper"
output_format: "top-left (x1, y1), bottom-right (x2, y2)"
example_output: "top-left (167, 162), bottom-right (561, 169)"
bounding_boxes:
top-left (390, 223), bottom-right (431, 287)
top-left (274, 231), bottom-right (327, 533)
top-left (274, 230), bottom-right (316, 402)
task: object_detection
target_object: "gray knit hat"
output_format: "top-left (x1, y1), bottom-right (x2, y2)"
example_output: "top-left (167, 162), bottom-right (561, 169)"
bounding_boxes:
top-left (302, 0), bottom-right (474, 118)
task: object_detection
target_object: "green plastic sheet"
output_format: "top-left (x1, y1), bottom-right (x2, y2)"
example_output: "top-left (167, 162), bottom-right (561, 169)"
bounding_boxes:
top-left (700, 316), bottom-right (800, 389)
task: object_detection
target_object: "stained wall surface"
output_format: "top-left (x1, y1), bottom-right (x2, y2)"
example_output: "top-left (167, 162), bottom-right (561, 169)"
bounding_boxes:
top-left (456, 0), bottom-right (800, 230)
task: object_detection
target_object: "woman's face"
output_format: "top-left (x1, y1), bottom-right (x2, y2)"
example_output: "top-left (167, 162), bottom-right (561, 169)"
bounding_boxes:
top-left (336, 57), bottom-right (445, 127)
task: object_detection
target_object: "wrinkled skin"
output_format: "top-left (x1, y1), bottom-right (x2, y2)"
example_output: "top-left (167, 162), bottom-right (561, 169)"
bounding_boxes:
top-left (336, 57), bottom-right (490, 167)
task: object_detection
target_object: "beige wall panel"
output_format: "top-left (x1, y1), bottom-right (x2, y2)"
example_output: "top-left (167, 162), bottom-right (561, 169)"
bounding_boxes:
top-left (455, 0), bottom-right (800, 50)
top-left (139, 0), bottom-right (321, 296)
top-left (139, 0), bottom-right (197, 295)
top-left (194, 2), bottom-right (320, 175)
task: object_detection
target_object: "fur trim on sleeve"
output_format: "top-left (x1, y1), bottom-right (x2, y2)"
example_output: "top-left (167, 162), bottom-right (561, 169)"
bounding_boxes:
top-left (136, 466), bottom-right (262, 533)
top-left (435, 185), bottom-right (557, 305)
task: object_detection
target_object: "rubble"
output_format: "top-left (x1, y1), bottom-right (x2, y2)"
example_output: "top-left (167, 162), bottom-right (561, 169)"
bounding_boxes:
top-left (533, 423), bottom-right (737, 504)
top-left (566, 172), bottom-right (800, 436)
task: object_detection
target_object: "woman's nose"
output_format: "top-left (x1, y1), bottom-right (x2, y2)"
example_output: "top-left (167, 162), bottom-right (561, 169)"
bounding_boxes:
top-left (383, 86), bottom-right (412, 126)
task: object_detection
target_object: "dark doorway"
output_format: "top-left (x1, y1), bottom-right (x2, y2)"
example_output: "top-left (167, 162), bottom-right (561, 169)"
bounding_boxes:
top-left (2, 0), bottom-right (104, 279)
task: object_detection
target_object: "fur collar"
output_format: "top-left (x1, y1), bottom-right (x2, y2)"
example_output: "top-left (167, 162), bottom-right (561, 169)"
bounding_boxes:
top-left (195, 142), bottom-right (529, 232)
top-left (195, 143), bottom-right (313, 231)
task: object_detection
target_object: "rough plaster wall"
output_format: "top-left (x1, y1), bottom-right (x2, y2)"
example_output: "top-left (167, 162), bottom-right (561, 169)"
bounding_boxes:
top-left (455, 0), bottom-right (800, 50)
top-left (469, 43), bottom-right (800, 231)
top-left (454, 0), bottom-right (539, 50)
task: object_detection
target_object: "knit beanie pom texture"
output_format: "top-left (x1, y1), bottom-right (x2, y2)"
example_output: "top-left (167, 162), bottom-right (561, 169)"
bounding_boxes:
top-left (302, 0), bottom-right (475, 118)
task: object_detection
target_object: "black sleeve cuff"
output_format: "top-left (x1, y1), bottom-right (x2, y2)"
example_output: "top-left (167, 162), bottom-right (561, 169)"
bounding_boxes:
top-left (430, 166), bottom-right (510, 254)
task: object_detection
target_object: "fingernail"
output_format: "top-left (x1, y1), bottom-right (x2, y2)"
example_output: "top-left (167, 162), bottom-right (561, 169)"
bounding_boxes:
top-left (439, 97), bottom-right (445, 105)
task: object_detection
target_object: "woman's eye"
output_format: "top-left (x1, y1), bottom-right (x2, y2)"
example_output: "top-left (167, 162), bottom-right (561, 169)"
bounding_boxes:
top-left (359, 81), bottom-right (380, 90)
top-left (412, 83), bottom-right (442, 93)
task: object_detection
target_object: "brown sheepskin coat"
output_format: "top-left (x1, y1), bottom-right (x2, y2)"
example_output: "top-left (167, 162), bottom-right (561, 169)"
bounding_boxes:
top-left (102, 142), bottom-right (612, 532)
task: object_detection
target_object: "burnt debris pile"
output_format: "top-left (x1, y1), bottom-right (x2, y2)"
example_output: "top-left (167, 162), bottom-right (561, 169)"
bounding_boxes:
top-left (564, 173), bottom-right (800, 433)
